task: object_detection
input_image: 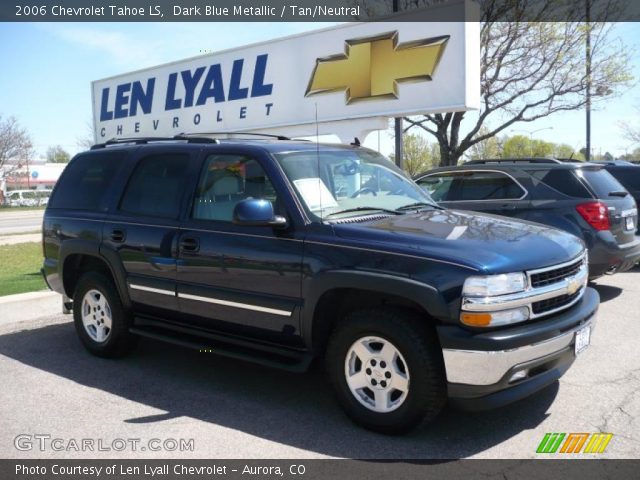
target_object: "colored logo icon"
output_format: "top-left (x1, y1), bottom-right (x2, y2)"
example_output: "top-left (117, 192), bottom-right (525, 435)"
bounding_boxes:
top-left (536, 432), bottom-right (613, 454)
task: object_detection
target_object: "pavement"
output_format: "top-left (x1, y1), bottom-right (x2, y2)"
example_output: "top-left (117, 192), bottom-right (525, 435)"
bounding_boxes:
top-left (0, 269), bottom-right (638, 459)
top-left (0, 209), bottom-right (43, 239)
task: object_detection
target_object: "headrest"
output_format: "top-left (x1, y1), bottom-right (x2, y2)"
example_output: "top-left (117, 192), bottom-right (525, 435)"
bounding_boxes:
top-left (212, 175), bottom-right (240, 196)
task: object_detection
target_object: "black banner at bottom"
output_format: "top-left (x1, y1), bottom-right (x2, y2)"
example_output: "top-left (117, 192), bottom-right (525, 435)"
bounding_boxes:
top-left (3, 459), bottom-right (640, 480)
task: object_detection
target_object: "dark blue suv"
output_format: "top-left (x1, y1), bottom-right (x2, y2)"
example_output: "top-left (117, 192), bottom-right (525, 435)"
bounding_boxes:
top-left (42, 137), bottom-right (599, 433)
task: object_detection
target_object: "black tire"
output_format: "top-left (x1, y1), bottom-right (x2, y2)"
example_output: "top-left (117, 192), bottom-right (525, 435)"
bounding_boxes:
top-left (325, 307), bottom-right (446, 434)
top-left (73, 272), bottom-right (137, 358)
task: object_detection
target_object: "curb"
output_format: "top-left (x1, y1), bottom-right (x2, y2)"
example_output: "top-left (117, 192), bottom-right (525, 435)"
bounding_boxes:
top-left (0, 290), bottom-right (56, 305)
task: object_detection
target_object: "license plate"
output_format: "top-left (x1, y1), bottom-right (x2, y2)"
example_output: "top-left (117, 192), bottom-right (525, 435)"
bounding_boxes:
top-left (575, 326), bottom-right (591, 355)
top-left (626, 216), bottom-right (635, 231)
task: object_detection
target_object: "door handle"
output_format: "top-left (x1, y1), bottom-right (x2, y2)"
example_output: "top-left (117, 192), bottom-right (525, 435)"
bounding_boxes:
top-left (180, 236), bottom-right (200, 252)
top-left (110, 229), bottom-right (126, 243)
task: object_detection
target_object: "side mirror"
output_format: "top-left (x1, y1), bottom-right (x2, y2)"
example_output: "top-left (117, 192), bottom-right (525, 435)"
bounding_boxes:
top-left (232, 198), bottom-right (287, 228)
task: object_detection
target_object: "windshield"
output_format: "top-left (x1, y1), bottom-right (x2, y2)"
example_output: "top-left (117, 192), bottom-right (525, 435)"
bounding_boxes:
top-left (274, 148), bottom-right (436, 220)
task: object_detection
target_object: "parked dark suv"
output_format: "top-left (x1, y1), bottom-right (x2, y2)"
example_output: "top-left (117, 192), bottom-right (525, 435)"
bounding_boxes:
top-left (415, 158), bottom-right (640, 279)
top-left (43, 138), bottom-right (598, 433)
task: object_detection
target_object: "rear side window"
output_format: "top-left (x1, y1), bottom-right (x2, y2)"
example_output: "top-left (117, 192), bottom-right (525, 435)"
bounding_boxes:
top-left (607, 168), bottom-right (640, 191)
top-left (576, 169), bottom-right (627, 198)
top-left (458, 171), bottom-right (525, 200)
top-left (416, 172), bottom-right (461, 201)
top-left (530, 169), bottom-right (591, 198)
top-left (48, 152), bottom-right (125, 210)
top-left (120, 154), bottom-right (190, 219)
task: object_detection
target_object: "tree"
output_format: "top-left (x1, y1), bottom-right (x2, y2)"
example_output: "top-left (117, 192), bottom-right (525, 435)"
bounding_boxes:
top-left (399, 1), bottom-right (633, 166)
top-left (619, 106), bottom-right (640, 146)
top-left (392, 133), bottom-right (440, 176)
top-left (620, 147), bottom-right (640, 162)
top-left (553, 143), bottom-right (584, 160)
top-left (46, 145), bottom-right (70, 163)
top-left (466, 126), bottom-right (502, 160)
top-left (0, 115), bottom-right (34, 177)
top-left (76, 120), bottom-right (96, 150)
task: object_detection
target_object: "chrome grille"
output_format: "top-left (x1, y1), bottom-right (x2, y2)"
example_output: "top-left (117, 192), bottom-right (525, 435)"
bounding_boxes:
top-left (461, 250), bottom-right (589, 322)
top-left (532, 290), bottom-right (582, 315)
top-left (530, 257), bottom-right (584, 288)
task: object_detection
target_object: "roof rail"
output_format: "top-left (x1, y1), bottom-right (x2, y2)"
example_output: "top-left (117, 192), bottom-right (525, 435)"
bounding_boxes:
top-left (177, 131), bottom-right (292, 140)
top-left (90, 135), bottom-right (219, 149)
top-left (465, 158), bottom-right (562, 165)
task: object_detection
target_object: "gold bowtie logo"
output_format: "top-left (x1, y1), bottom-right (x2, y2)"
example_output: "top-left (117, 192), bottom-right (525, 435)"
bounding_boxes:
top-left (305, 32), bottom-right (449, 104)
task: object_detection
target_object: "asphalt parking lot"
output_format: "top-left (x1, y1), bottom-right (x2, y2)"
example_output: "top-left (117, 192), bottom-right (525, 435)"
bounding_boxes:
top-left (0, 268), bottom-right (638, 460)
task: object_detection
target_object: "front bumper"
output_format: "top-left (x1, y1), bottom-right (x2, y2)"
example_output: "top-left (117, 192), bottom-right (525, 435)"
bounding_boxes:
top-left (438, 286), bottom-right (599, 411)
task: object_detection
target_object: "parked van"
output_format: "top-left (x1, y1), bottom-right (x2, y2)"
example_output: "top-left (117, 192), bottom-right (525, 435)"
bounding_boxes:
top-left (6, 189), bottom-right (50, 207)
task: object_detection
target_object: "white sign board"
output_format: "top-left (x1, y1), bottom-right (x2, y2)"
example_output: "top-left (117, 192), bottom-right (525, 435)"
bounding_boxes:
top-left (92, 10), bottom-right (479, 142)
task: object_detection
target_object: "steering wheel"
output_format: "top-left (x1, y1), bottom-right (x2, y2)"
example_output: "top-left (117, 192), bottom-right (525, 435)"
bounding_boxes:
top-left (351, 187), bottom-right (377, 198)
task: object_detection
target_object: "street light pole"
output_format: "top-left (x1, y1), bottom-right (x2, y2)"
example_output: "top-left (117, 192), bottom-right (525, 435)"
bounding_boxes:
top-left (585, 0), bottom-right (592, 161)
top-left (393, 0), bottom-right (404, 170)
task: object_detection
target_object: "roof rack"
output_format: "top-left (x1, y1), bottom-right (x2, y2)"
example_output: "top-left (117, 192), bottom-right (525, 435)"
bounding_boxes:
top-left (178, 131), bottom-right (292, 140)
top-left (465, 158), bottom-right (563, 165)
top-left (91, 135), bottom-right (220, 150)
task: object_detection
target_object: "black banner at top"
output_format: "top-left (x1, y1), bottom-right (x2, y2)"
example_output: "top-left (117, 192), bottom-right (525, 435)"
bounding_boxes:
top-left (2, 0), bottom-right (640, 22)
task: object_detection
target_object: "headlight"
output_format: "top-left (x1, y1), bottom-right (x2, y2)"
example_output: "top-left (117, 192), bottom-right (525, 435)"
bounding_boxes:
top-left (462, 272), bottom-right (527, 297)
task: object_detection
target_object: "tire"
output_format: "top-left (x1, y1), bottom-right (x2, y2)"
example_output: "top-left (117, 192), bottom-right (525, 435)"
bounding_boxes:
top-left (73, 272), bottom-right (137, 358)
top-left (325, 307), bottom-right (447, 434)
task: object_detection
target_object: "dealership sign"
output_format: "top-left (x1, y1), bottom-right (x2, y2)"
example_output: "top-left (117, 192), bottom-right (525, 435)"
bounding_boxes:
top-left (92, 9), bottom-right (479, 141)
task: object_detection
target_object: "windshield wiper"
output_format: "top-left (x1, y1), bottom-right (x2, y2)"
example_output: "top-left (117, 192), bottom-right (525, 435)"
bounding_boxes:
top-left (324, 206), bottom-right (402, 218)
top-left (609, 191), bottom-right (629, 197)
top-left (395, 202), bottom-right (441, 212)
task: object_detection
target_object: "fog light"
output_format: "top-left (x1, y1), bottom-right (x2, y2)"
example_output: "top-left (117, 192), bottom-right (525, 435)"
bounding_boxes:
top-left (509, 370), bottom-right (528, 383)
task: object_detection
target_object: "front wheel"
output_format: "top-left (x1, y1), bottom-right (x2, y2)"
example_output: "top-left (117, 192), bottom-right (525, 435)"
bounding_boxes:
top-left (73, 272), bottom-right (137, 358)
top-left (325, 308), bottom-right (446, 434)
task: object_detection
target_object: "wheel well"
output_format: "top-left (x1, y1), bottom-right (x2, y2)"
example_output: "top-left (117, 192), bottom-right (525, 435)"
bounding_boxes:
top-left (311, 288), bottom-right (432, 355)
top-left (62, 254), bottom-right (113, 298)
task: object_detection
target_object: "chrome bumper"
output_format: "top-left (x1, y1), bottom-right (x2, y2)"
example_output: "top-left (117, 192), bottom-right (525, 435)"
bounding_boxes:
top-left (442, 312), bottom-right (597, 386)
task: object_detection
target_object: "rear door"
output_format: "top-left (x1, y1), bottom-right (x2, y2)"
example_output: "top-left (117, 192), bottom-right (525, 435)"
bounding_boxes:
top-left (103, 147), bottom-right (200, 319)
top-left (577, 167), bottom-right (638, 243)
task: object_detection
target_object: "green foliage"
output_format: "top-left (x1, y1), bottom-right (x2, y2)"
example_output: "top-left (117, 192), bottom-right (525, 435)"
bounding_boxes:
top-left (391, 133), bottom-right (440, 176)
top-left (45, 145), bottom-right (70, 163)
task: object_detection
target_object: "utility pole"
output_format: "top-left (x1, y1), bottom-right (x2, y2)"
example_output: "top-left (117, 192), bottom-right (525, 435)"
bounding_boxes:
top-left (585, 0), bottom-right (592, 161)
top-left (393, 0), bottom-right (404, 169)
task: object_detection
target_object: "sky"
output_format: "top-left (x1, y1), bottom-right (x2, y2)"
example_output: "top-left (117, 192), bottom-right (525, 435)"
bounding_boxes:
top-left (0, 21), bottom-right (639, 161)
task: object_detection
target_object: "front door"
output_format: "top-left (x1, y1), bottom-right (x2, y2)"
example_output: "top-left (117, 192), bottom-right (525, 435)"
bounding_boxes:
top-left (176, 152), bottom-right (304, 345)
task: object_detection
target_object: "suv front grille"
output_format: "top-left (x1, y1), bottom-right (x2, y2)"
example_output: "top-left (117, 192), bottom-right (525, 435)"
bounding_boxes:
top-left (531, 289), bottom-right (582, 315)
top-left (530, 257), bottom-right (584, 288)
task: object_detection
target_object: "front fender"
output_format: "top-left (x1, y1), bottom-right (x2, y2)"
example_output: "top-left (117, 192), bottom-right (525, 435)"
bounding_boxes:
top-left (301, 269), bottom-right (450, 347)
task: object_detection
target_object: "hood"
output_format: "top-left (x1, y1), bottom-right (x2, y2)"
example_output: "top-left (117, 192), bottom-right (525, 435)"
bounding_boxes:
top-left (333, 209), bottom-right (585, 274)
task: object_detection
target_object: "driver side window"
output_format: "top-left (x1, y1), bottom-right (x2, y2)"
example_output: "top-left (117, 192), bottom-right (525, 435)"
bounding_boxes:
top-left (192, 155), bottom-right (278, 222)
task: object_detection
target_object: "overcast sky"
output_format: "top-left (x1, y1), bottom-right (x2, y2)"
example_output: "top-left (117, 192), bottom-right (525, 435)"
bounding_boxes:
top-left (1, 21), bottom-right (638, 160)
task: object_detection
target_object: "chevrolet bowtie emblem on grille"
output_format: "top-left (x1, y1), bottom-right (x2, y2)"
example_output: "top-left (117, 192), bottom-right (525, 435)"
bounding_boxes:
top-left (567, 277), bottom-right (581, 295)
top-left (305, 32), bottom-right (449, 104)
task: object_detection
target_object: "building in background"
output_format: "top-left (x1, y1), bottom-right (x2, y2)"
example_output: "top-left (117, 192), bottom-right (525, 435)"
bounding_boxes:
top-left (4, 162), bottom-right (67, 191)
